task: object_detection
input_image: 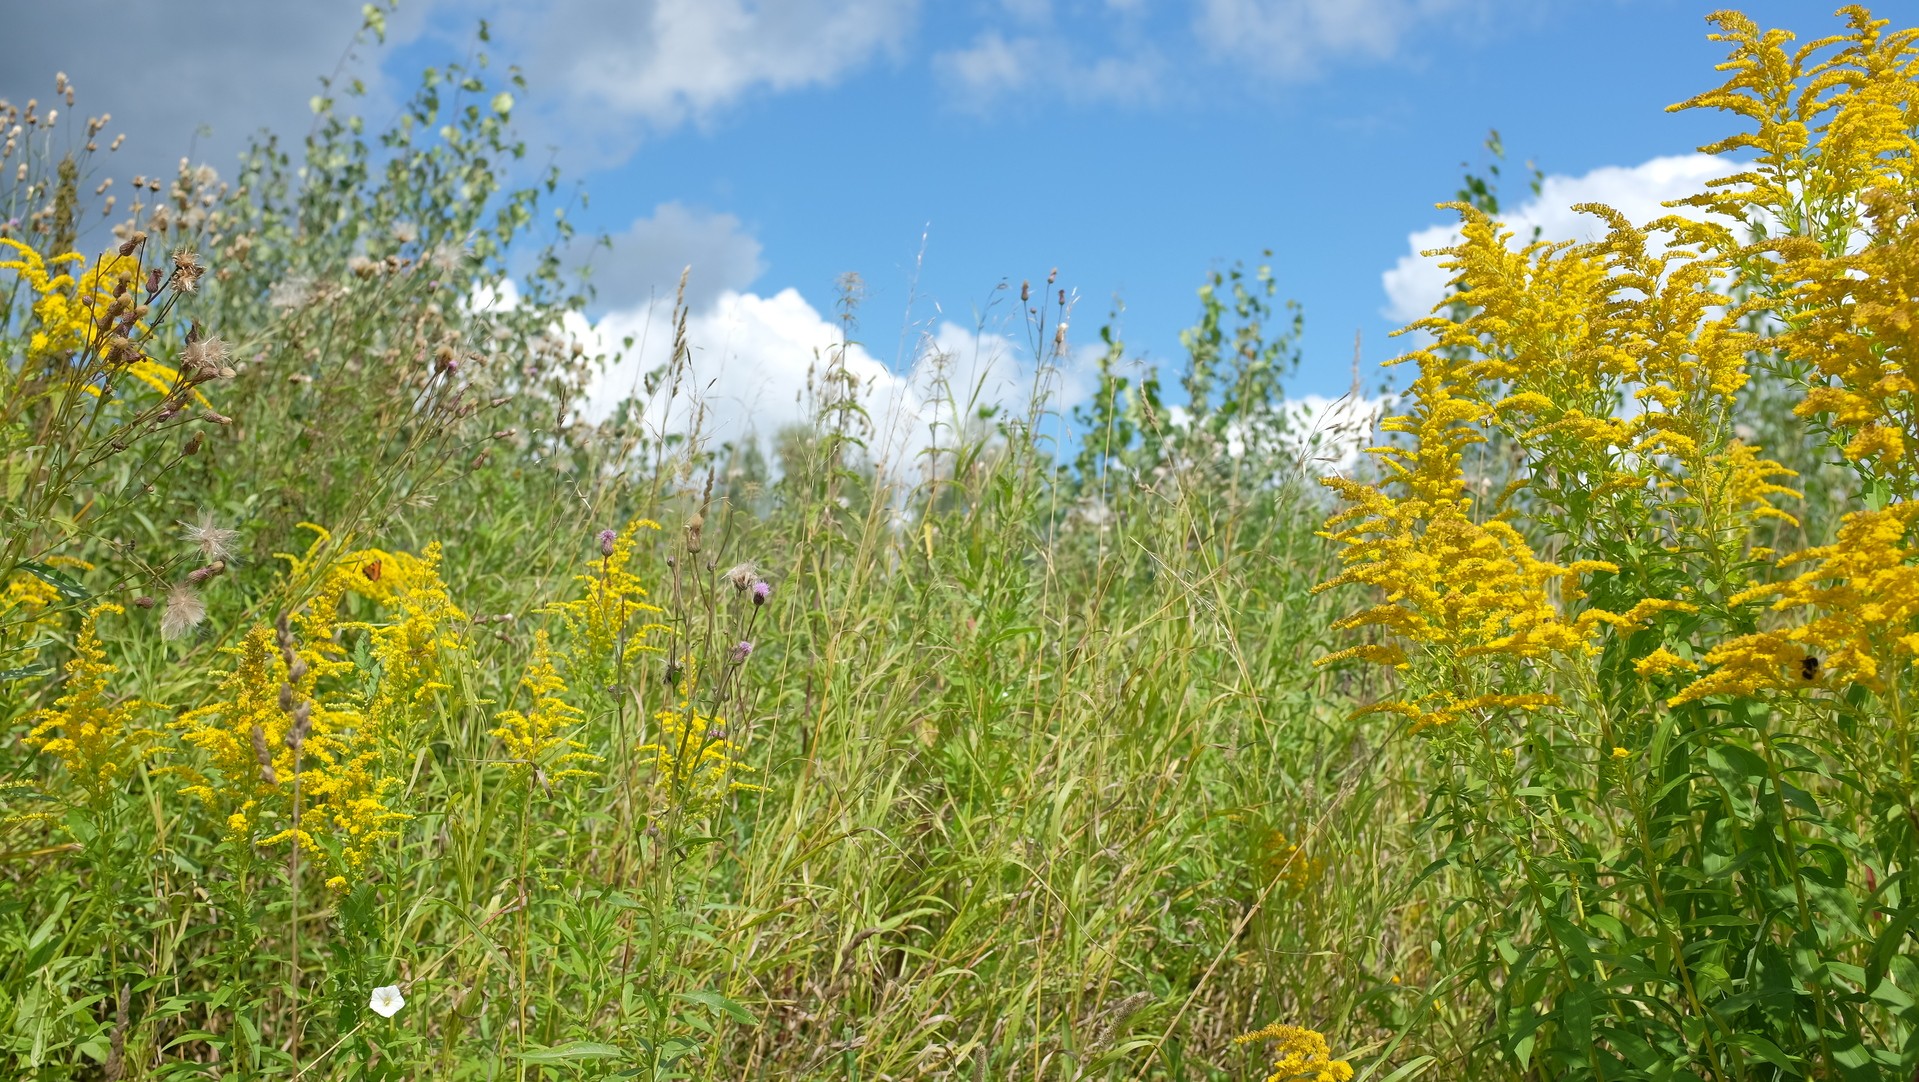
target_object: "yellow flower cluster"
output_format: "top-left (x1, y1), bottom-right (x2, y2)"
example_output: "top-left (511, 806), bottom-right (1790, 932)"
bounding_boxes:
top-left (490, 630), bottom-right (597, 788)
top-left (23, 604), bottom-right (159, 799)
top-left (1316, 351), bottom-right (1616, 730)
top-left (172, 528), bottom-right (465, 883)
top-left (1320, 164), bottom-right (1807, 729)
top-left (0, 570), bottom-right (66, 672)
top-left (1675, 502), bottom-right (1919, 702)
top-left (3, 239), bottom-right (98, 359)
top-left (0, 238), bottom-right (144, 361)
top-left (1, 234), bottom-right (218, 414)
top-left (1634, 646), bottom-right (1698, 679)
top-left (641, 660), bottom-right (761, 813)
top-left (1260, 830), bottom-right (1324, 894)
top-left (1773, 190), bottom-right (1919, 492)
top-left (541, 517), bottom-right (668, 677)
top-left (1233, 1023), bottom-right (1353, 1082)
top-left (1671, 10), bottom-right (1919, 494)
top-left (172, 623), bottom-right (404, 881)
top-left (365, 549), bottom-right (465, 732)
top-left (1423, 204), bottom-right (1782, 508)
top-left (1670, 9), bottom-right (1918, 248)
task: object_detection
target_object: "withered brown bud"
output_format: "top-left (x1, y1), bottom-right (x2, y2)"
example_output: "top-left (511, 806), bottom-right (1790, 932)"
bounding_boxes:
top-left (185, 560), bottom-right (225, 585)
top-left (132, 595), bottom-right (155, 609)
top-left (182, 432), bottom-right (203, 456)
top-left (250, 725), bottom-right (277, 783)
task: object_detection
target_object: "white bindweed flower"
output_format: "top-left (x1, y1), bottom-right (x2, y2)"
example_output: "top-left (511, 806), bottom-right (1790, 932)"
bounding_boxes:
top-left (368, 984), bottom-right (405, 1018)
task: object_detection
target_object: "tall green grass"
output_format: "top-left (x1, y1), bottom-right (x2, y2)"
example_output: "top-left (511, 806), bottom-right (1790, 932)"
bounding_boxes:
top-left (10, 6), bottom-right (1914, 1081)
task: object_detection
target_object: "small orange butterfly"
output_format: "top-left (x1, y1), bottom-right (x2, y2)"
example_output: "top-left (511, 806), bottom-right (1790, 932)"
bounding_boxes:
top-left (362, 559), bottom-right (382, 582)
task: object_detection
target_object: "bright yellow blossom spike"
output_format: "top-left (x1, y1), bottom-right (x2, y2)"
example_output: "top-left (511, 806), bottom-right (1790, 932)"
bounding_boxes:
top-left (491, 630), bottom-right (598, 789)
top-left (24, 603), bottom-right (161, 800)
top-left (1674, 501), bottom-right (1919, 703)
top-left (1232, 1022), bottom-right (1353, 1082)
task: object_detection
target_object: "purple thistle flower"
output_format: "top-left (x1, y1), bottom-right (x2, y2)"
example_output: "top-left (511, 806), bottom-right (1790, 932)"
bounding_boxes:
top-left (752, 580), bottom-right (771, 606)
top-left (597, 528), bottom-right (617, 557)
top-left (730, 640), bottom-right (753, 664)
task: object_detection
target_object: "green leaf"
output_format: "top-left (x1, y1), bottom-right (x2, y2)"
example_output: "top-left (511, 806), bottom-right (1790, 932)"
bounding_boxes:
top-left (20, 560), bottom-right (87, 601)
top-left (675, 989), bottom-right (757, 1026)
top-left (1728, 1033), bottom-right (1799, 1073)
top-left (1372, 1056), bottom-right (1437, 1082)
top-left (1707, 744), bottom-right (1768, 784)
top-left (517, 1041), bottom-right (625, 1062)
top-left (0, 662), bottom-right (54, 681)
top-left (1866, 905), bottom-right (1914, 992)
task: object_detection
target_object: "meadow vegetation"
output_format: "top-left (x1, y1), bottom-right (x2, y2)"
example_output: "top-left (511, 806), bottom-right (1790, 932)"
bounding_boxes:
top-left (4, 6), bottom-right (1919, 1080)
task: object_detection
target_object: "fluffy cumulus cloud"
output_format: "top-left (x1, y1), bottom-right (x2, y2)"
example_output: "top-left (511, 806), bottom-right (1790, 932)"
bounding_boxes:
top-left (6, 0), bottom-right (918, 186)
top-left (936, 33), bottom-right (1164, 108)
top-left (1193, 0), bottom-right (1469, 78)
top-left (491, 0), bottom-right (916, 138)
top-left (575, 287), bottom-right (1100, 468)
top-left (0, 2), bottom-right (424, 186)
top-left (933, 0), bottom-right (1162, 109)
top-left (574, 202), bottom-right (766, 313)
top-left (1381, 153), bottom-right (1730, 325)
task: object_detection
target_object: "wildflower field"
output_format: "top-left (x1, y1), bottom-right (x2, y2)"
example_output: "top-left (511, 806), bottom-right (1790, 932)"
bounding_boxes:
top-left (6, 6), bottom-right (1919, 1080)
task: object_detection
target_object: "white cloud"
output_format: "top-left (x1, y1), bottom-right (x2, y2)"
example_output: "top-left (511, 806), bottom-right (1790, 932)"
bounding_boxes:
top-left (935, 30), bottom-right (1164, 108)
top-left (1, 2), bottom-right (426, 188)
top-left (575, 202), bottom-right (765, 312)
top-left (574, 284), bottom-right (1107, 472)
top-left (939, 32), bottom-right (1040, 102)
top-left (496, 0), bottom-right (916, 138)
top-left (1287, 391), bottom-right (1387, 472)
top-left (1193, 0), bottom-right (1466, 78)
top-left (1381, 153), bottom-right (1730, 325)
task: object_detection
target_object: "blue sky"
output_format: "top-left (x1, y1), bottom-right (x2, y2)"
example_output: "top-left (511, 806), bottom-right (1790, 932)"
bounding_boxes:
top-left (5, 0), bottom-right (1833, 450)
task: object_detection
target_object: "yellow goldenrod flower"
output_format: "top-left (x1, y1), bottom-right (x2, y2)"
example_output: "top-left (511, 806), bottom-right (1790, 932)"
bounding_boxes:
top-left (170, 533), bottom-right (437, 882)
top-left (23, 603), bottom-right (160, 798)
top-left (1675, 501), bottom-right (1919, 703)
top-left (542, 517), bottom-right (668, 677)
top-left (491, 630), bottom-right (598, 788)
top-left (1672, 9), bottom-right (1919, 496)
top-left (0, 570), bottom-right (66, 671)
top-left (361, 541), bottom-right (466, 739)
top-left (1634, 647), bottom-right (1698, 678)
top-left (1316, 349), bottom-right (1616, 730)
top-left (1260, 830), bottom-right (1323, 893)
top-left (1233, 1022), bottom-right (1353, 1082)
top-left (78, 357), bottom-right (215, 409)
top-left (0, 238), bottom-right (124, 360)
top-left (640, 659), bottom-right (762, 812)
